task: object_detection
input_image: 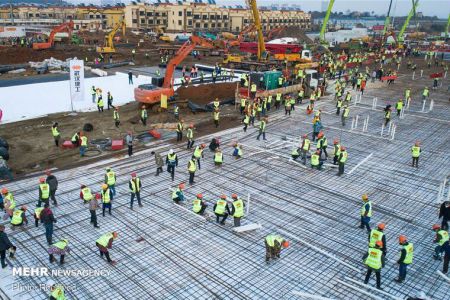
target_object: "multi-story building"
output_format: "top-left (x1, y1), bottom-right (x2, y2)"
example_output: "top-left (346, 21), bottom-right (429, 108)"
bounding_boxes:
top-left (124, 3), bottom-right (311, 33)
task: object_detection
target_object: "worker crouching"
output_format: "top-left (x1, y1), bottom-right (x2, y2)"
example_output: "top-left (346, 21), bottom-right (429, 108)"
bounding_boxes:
top-left (265, 234), bottom-right (289, 263)
top-left (49, 239), bottom-right (70, 265)
top-left (214, 195), bottom-right (230, 225)
top-left (192, 194), bottom-right (207, 215)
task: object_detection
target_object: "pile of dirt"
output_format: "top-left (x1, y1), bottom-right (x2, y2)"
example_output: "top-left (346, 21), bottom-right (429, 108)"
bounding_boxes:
top-left (281, 26), bottom-right (313, 44)
top-left (176, 82), bottom-right (238, 104)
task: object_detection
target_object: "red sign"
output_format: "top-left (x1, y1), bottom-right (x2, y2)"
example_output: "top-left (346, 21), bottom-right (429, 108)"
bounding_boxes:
top-left (381, 75), bottom-right (397, 81)
top-left (430, 72), bottom-right (443, 78)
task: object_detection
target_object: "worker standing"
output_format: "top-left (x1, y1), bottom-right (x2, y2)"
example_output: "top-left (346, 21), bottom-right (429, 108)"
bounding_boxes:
top-left (80, 132), bottom-right (88, 157)
top-left (10, 206), bottom-right (28, 227)
top-left (51, 122), bottom-right (60, 147)
top-left (290, 95), bottom-right (296, 111)
top-left (97, 95), bottom-right (104, 113)
top-left (38, 177), bottom-right (50, 207)
top-left (213, 98), bottom-right (220, 110)
top-left (166, 149), bottom-right (178, 181)
top-left (395, 235), bottom-right (413, 283)
top-left (214, 148), bottom-right (223, 166)
top-left (300, 134), bottom-right (311, 165)
top-left (193, 144), bottom-right (205, 170)
top-left (411, 141), bottom-right (421, 168)
top-left (107, 91), bottom-right (114, 110)
top-left (41, 204), bottom-right (56, 245)
top-left (151, 151), bottom-right (164, 176)
top-left (250, 83), bottom-right (257, 99)
top-left (113, 107), bottom-right (120, 128)
top-left (125, 131), bottom-right (133, 157)
top-left (242, 112), bottom-right (250, 133)
top-left (422, 87), bottom-right (429, 101)
top-left (337, 146), bottom-right (347, 176)
top-left (186, 124), bottom-right (195, 149)
top-left (33, 206), bottom-right (44, 227)
top-left (297, 89), bottom-right (304, 104)
top-left (213, 108), bottom-right (220, 128)
top-left (256, 117), bottom-right (267, 141)
top-left (176, 119), bottom-right (184, 142)
top-left (104, 168), bottom-right (116, 199)
top-left (439, 201), bottom-right (450, 231)
top-left (1, 188), bottom-right (15, 213)
top-left (192, 194), bottom-right (207, 215)
top-left (265, 234), bottom-right (289, 263)
top-left (240, 97), bottom-right (246, 115)
top-left (0, 224), bottom-right (15, 269)
top-left (395, 99), bottom-right (403, 116)
top-left (89, 194), bottom-right (100, 228)
top-left (129, 172), bottom-right (142, 209)
top-left (91, 86), bottom-right (96, 103)
top-left (214, 195), bottom-right (230, 225)
top-left (275, 93), bottom-right (282, 110)
top-left (48, 239), bottom-right (70, 265)
top-left (369, 223), bottom-right (387, 256)
top-left (230, 194), bottom-right (244, 227)
top-left (316, 132), bottom-right (328, 158)
top-left (363, 240), bottom-right (385, 290)
top-left (284, 96), bottom-right (292, 116)
top-left (96, 231), bottom-right (118, 265)
top-left (433, 224), bottom-right (449, 260)
top-left (80, 184), bottom-right (93, 204)
top-left (172, 183), bottom-right (185, 204)
top-left (187, 156), bottom-right (197, 185)
top-left (360, 194), bottom-right (372, 232)
top-left (46, 170), bottom-right (58, 206)
top-left (141, 106), bottom-right (148, 126)
top-left (101, 184), bottom-right (112, 217)
top-left (174, 104), bottom-right (179, 119)
top-left (333, 140), bottom-right (341, 165)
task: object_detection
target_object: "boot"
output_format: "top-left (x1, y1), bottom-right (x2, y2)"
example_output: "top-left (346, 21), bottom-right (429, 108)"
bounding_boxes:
top-left (394, 277), bottom-right (403, 283)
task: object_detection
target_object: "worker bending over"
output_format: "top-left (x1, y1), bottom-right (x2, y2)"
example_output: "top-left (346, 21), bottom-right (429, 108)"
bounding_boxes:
top-left (265, 234), bottom-right (289, 263)
top-left (96, 231), bottom-right (118, 265)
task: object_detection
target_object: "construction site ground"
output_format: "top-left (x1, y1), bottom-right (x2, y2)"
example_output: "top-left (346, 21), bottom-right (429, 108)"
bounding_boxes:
top-left (0, 55), bottom-right (449, 299)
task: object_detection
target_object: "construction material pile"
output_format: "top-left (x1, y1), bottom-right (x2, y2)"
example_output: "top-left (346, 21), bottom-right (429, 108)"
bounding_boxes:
top-left (28, 57), bottom-right (75, 72)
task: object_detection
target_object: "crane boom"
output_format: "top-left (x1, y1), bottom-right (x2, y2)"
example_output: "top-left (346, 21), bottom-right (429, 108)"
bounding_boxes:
top-left (247, 0), bottom-right (266, 60)
top-left (398, 0), bottom-right (419, 44)
top-left (383, 0), bottom-right (394, 36)
top-left (319, 0), bottom-right (335, 44)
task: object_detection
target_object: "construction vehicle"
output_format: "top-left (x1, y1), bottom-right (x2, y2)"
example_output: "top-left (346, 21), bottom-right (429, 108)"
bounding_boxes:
top-left (32, 20), bottom-right (74, 50)
top-left (398, 0), bottom-right (419, 46)
top-left (134, 35), bottom-right (214, 105)
top-left (319, 0), bottom-right (335, 46)
top-left (229, 25), bottom-right (256, 47)
top-left (265, 27), bottom-right (286, 42)
top-left (96, 20), bottom-right (126, 54)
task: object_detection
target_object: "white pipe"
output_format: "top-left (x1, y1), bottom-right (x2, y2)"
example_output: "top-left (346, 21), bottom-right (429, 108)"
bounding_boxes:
top-left (421, 100), bottom-right (426, 112)
top-left (412, 71), bottom-right (415, 80)
top-left (388, 122), bottom-right (393, 134)
top-left (348, 153), bottom-right (373, 175)
top-left (437, 183), bottom-right (443, 203)
top-left (355, 115), bottom-right (359, 129)
top-left (246, 192), bottom-right (250, 216)
top-left (390, 124), bottom-right (396, 140)
top-left (335, 279), bottom-right (384, 300)
top-left (437, 270), bottom-right (450, 284)
top-left (351, 117), bottom-right (355, 130)
top-left (381, 124), bottom-right (385, 136)
top-left (291, 291), bottom-right (336, 300)
top-left (429, 99), bottom-right (434, 111)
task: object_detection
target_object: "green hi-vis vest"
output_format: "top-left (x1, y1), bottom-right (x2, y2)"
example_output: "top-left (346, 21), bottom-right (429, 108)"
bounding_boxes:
top-left (11, 209), bottom-right (24, 225)
top-left (361, 201), bottom-right (372, 217)
top-left (40, 183), bottom-right (50, 199)
top-left (369, 229), bottom-right (383, 248)
top-left (130, 178), bottom-right (140, 193)
top-left (215, 199), bottom-right (227, 214)
top-left (106, 171), bottom-right (116, 185)
top-left (365, 247), bottom-right (382, 270)
top-left (232, 199), bottom-right (244, 217)
top-left (82, 187), bottom-right (93, 201)
top-left (192, 198), bottom-right (203, 213)
top-left (311, 153), bottom-right (319, 166)
top-left (402, 243), bottom-right (414, 264)
top-left (101, 189), bottom-right (111, 204)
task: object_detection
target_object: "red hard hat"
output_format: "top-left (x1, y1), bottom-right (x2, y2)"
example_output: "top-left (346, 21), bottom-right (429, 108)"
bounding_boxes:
top-left (179, 183), bottom-right (185, 189)
top-left (39, 177), bottom-right (45, 183)
top-left (1, 188), bottom-right (8, 194)
top-left (220, 194), bottom-right (227, 199)
top-left (231, 193), bottom-right (238, 199)
top-left (318, 131), bottom-right (324, 138)
top-left (95, 193), bottom-right (101, 200)
top-left (302, 134), bottom-right (307, 138)
top-left (340, 146), bottom-right (346, 151)
top-left (189, 124), bottom-right (194, 128)
top-left (282, 240), bottom-right (289, 248)
top-left (399, 235), bottom-right (407, 243)
top-left (432, 224), bottom-right (441, 230)
top-left (377, 223), bottom-right (385, 230)
top-left (333, 139), bottom-right (339, 144)
top-left (197, 193), bottom-right (203, 198)
top-left (375, 240), bottom-right (383, 248)
top-left (201, 144), bottom-right (206, 148)
top-left (131, 172), bottom-right (137, 177)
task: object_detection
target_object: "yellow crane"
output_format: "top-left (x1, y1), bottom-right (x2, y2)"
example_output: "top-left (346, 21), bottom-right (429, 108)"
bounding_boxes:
top-left (247, 0), bottom-right (267, 61)
top-left (96, 20), bottom-right (126, 54)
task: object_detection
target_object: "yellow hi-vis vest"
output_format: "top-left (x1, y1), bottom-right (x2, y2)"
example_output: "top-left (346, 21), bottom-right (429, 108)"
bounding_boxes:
top-left (71, 132), bottom-right (79, 142)
top-left (345, 93), bottom-right (352, 101)
top-left (51, 127), bottom-right (60, 137)
top-left (5, 193), bottom-right (15, 210)
top-left (188, 159), bottom-right (197, 172)
top-left (168, 153), bottom-right (177, 164)
top-left (51, 285), bottom-right (66, 300)
top-left (438, 230), bottom-right (449, 246)
top-left (80, 136), bottom-right (88, 147)
top-left (340, 151), bottom-right (348, 163)
top-left (265, 234), bottom-right (283, 247)
top-left (194, 146), bottom-right (203, 158)
top-left (187, 128), bottom-right (193, 139)
top-left (365, 247), bottom-right (382, 270)
top-left (40, 183), bottom-right (50, 199)
top-left (82, 187), bottom-right (93, 201)
top-left (251, 84), bottom-right (257, 92)
top-left (369, 229), bottom-right (384, 248)
top-left (130, 178), bottom-right (140, 193)
top-left (343, 107), bottom-right (350, 117)
top-left (402, 243), bottom-right (414, 264)
top-left (141, 109), bottom-right (147, 119)
top-left (276, 93), bottom-right (282, 101)
top-left (106, 171), bottom-right (116, 185)
top-left (361, 201), bottom-right (372, 217)
top-left (303, 139), bottom-right (310, 151)
top-left (423, 88), bottom-right (429, 96)
top-left (259, 121), bottom-right (266, 132)
top-left (34, 207), bottom-right (44, 219)
top-left (101, 189), bottom-right (111, 204)
top-left (213, 111), bottom-right (220, 120)
top-left (53, 240), bottom-right (68, 250)
top-left (411, 146), bottom-right (421, 158)
top-left (172, 188), bottom-right (182, 200)
top-left (311, 153), bottom-right (319, 166)
top-left (215, 199), bottom-right (227, 214)
top-left (232, 199), bottom-right (244, 217)
top-left (11, 209), bottom-right (24, 225)
top-left (96, 233), bottom-right (113, 247)
top-left (113, 111), bottom-right (119, 120)
top-left (214, 152), bottom-right (223, 163)
top-left (240, 98), bottom-right (246, 107)
top-left (334, 144), bottom-right (341, 157)
top-left (97, 98), bottom-right (104, 107)
top-left (192, 198), bottom-right (202, 213)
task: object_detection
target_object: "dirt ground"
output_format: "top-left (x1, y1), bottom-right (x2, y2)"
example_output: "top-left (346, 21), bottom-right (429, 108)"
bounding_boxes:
top-left (177, 82), bottom-right (237, 103)
top-left (0, 82), bottom-right (241, 177)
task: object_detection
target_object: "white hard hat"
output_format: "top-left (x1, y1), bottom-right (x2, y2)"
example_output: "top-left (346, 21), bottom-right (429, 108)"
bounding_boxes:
top-left (169, 149), bottom-right (174, 154)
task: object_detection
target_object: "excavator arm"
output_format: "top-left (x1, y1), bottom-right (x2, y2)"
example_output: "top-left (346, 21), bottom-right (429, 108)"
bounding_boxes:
top-left (320, 0), bottom-right (335, 44)
top-left (97, 20), bottom-right (126, 53)
top-left (33, 20), bottom-right (74, 50)
top-left (398, 0), bottom-right (419, 44)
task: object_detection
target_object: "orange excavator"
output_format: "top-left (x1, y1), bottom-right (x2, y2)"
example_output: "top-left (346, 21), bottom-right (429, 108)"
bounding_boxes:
top-left (229, 24), bottom-right (256, 47)
top-left (33, 20), bottom-right (74, 50)
top-left (265, 26), bottom-right (286, 42)
top-left (134, 35), bottom-right (214, 104)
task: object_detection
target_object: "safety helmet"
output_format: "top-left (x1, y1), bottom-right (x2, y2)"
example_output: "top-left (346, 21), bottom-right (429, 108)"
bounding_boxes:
top-left (315, 150), bottom-right (320, 154)
top-left (189, 124), bottom-right (194, 128)
top-left (102, 184), bottom-right (108, 190)
top-left (375, 240), bottom-right (383, 248)
top-left (317, 131), bottom-right (324, 138)
top-left (131, 172), bottom-right (137, 177)
top-left (432, 224), bottom-right (441, 231)
top-left (201, 144), bottom-right (206, 148)
top-left (231, 193), bottom-right (238, 199)
top-left (21, 205), bottom-right (27, 211)
top-left (95, 193), bottom-right (101, 200)
top-left (220, 194), bottom-right (227, 199)
top-left (112, 231), bottom-right (118, 239)
top-left (399, 235), bottom-right (407, 243)
top-left (415, 141), bottom-right (420, 146)
top-left (197, 194), bottom-right (203, 199)
top-left (169, 149), bottom-right (174, 154)
top-left (80, 184), bottom-right (86, 189)
top-left (333, 139), bottom-right (339, 144)
top-left (282, 240), bottom-right (290, 248)
top-left (1, 188), bottom-right (8, 194)
top-left (39, 177), bottom-right (46, 183)
top-left (302, 134), bottom-right (307, 138)
top-left (377, 223), bottom-right (385, 230)
top-left (340, 146), bottom-right (346, 151)
top-left (106, 167), bottom-right (111, 172)
top-left (179, 183), bottom-right (185, 189)
top-left (362, 194), bottom-right (369, 201)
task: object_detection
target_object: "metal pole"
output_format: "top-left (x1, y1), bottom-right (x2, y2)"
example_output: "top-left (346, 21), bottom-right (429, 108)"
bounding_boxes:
top-left (406, 98), bottom-right (410, 110)
top-left (412, 71), bottom-right (415, 80)
top-left (429, 99), bottom-right (434, 111)
top-left (420, 69), bottom-right (423, 77)
top-left (355, 115), bottom-right (359, 129)
top-left (246, 193), bottom-right (250, 216)
top-left (351, 117), bottom-right (355, 130)
top-left (390, 124), bottom-right (396, 140)
top-left (381, 124), bottom-right (385, 136)
top-left (421, 100), bottom-right (426, 112)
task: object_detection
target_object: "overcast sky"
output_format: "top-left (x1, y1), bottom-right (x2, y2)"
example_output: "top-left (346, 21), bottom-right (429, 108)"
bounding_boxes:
top-left (65, 0), bottom-right (449, 18)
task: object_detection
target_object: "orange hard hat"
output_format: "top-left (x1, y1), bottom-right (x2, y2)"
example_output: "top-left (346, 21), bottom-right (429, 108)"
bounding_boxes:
top-left (102, 184), bottom-right (108, 190)
top-left (220, 194), bottom-right (227, 199)
top-left (189, 124), bottom-right (194, 128)
top-left (39, 177), bottom-right (45, 183)
top-left (131, 172), bottom-right (137, 177)
top-left (399, 235), bottom-right (407, 243)
top-left (318, 131), bottom-right (324, 138)
top-left (362, 194), bottom-right (369, 201)
top-left (375, 240), bottom-right (383, 248)
top-left (197, 193), bottom-right (203, 199)
top-left (432, 224), bottom-right (441, 230)
top-left (282, 240), bottom-right (290, 248)
top-left (340, 146), bottom-right (346, 151)
top-left (179, 183), bottom-right (185, 189)
top-left (333, 139), bottom-right (339, 144)
top-left (315, 150), bottom-right (320, 154)
top-left (415, 141), bottom-right (420, 146)
top-left (201, 144), bottom-right (206, 148)
top-left (231, 193), bottom-right (238, 199)
top-left (1, 188), bottom-right (8, 194)
top-left (112, 231), bottom-right (118, 239)
top-left (377, 223), bottom-right (385, 230)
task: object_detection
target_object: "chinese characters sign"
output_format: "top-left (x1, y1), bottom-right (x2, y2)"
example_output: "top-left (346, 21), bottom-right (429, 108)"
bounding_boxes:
top-left (69, 60), bottom-right (85, 103)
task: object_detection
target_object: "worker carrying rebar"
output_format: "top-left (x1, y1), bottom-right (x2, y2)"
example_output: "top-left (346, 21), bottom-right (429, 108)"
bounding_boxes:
top-left (113, 107), bottom-right (120, 128)
top-left (187, 156), bottom-right (197, 185)
top-left (230, 194), bottom-right (244, 227)
top-left (214, 148), bottom-right (223, 166)
top-left (186, 124), bottom-right (195, 149)
top-left (265, 234), bottom-right (289, 263)
top-left (411, 141), bottom-right (421, 168)
top-left (49, 282), bottom-right (66, 300)
top-left (129, 172), bottom-right (142, 209)
top-left (10, 206), bottom-right (28, 227)
top-left (38, 177), bottom-right (50, 207)
top-left (96, 231), bottom-right (118, 265)
top-left (369, 223), bottom-right (387, 256)
top-left (0, 224), bottom-right (16, 269)
top-left (193, 144), bottom-right (205, 170)
top-left (395, 235), bottom-right (413, 283)
top-left (166, 149), bottom-right (178, 181)
top-left (214, 195), bottom-right (230, 225)
top-left (192, 193), bottom-right (207, 215)
top-left (141, 106), bottom-right (148, 126)
top-left (360, 194), bottom-right (372, 233)
top-left (433, 224), bottom-right (449, 261)
top-left (101, 184), bottom-right (112, 217)
top-left (51, 122), bottom-right (60, 147)
top-left (363, 240), bottom-right (385, 290)
top-left (172, 183), bottom-right (185, 204)
top-left (49, 239), bottom-right (70, 265)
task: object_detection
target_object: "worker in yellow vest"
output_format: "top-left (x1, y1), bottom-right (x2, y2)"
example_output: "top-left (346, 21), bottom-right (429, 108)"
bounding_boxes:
top-left (48, 239), bottom-right (70, 265)
top-left (265, 234), bottom-right (289, 263)
top-left (422, 87), bottom-right (429, 101)
top-left (284, 96), bottom-right (292, 116)
top-left (395, 235), bottom-right (414, 283)
top-left (300, 134), bottom-right (311, 165)
top-left (395, 99), bottom-right (403, 117)
top-left (297, 89), bottom-right (304, 104)
top-left (80, 133), bottom-right (88, 157)
top-left (71, 131), bottom-right (80, 146)
top-left (172, 183), bottom-right (185, 204)
top-left (186, 124), bottom-right (195, 149)
top-left (38, 177), bottom-right (50, 207)
top-left (176, 119), bottom-right (184, 142)
top-left (336, 97), bottom-right (343, 115)
top-left (1, 188), bottom-right (15, 214)
top-left (51, 122), bottom-right (60, 147)
top-left (129, 172), bottom-right (142, 209)
top-left (363, 240), bottom-right (385, 289)
top-left (337, 146), bottom-right (348, 176)
top-left (33, 206), bottom-right (44, 227)
top-left (10, 206), bottom-right (28, 227)
top-left (230, 194), bottom-right (245, 227)
top-left (97, 95), bottom-right (104, 113)
top-left (91, 86), bottom-right (97, 103)
top-left (411, 141), bottom-right (421, 168)
top-left (113, 107), bottom-right (120, 128)
top-left (242, 112), bottom-right (250, 133)
top-left (214, 195), bottom-right (230, 225)
top-left (101, 184), bottom-right (112, 217)
top-left (193, 144), bottom-right (205, 170)
top-left (433, 224), bottom-right (450, 260)
top-left (240, 97), bottom-right (247, 115)
top-left (96, 231), bottom-right (118, 265)
top-left (49, 283), bottom-right (66, 300)
top-left (188, 156), bottom-right (197, 185)
top-left (104, 167), bottom-right (116, 199)
top-left (192, 193), bottom-right (207, 215)
top-left (341, 105), bottom-right (350, 126)
top-left (250, 83), bottom-right (257, 99)
top-left (233, 143), bottom-right (243, 159)
top-left (141, 106), bottom-right (148, 126)
top-left (213, 98), bottom-right (220, 110)
top-left (368, 223), bottom-right (387, 256)
top-left (80, 184), bottom-right (93, 204)
top-left (214, 148), bottom-right (223, 166)
top-left (333, 139), bottom-right (341, 165)
top-left (360, 194), bottom-right (372, 232)
top-left (310, 150), bottom-right (322, 170)
top-left (256, 117), bottom-right (267, 141)
top-left (213, 108), bottom-right (220, 128)
top-left (166, 149), bottom-right (178, 181)
top-left (275, 93), bottom-right (282, 110)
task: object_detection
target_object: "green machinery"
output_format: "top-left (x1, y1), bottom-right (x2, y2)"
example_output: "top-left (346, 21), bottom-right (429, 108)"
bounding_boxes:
top-left (319, 0), bottom-right (335, 45)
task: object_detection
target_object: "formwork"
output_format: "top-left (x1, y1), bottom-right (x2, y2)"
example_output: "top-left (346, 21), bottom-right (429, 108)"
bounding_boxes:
top-left (0, 70), bottom-right (449, 300)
